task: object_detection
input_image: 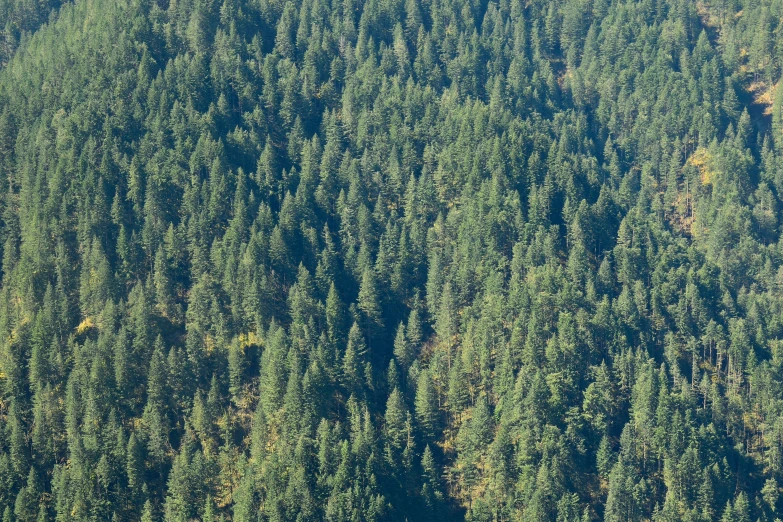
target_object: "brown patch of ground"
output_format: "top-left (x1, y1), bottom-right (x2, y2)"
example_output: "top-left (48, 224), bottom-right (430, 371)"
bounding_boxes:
top-left (747, 81), bottom-right (776, 116)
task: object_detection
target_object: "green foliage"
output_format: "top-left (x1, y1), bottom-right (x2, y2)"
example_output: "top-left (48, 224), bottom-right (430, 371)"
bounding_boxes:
top-left (3, 0), bottom-right (783, 518)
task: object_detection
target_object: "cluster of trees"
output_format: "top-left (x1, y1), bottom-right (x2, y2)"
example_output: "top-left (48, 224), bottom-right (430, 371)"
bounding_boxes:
top-left (3, 0), bottom-right (783, 519)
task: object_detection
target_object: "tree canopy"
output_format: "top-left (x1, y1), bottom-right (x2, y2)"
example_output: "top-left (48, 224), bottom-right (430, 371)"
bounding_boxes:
top-left (2, 0), bottom-right (783, 519)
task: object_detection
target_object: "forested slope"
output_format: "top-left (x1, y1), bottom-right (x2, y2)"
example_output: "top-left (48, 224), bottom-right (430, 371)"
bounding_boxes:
top-left (2, 0), bottom-right (783, 520)
top-left (0, 0), bottom-right (64, 67)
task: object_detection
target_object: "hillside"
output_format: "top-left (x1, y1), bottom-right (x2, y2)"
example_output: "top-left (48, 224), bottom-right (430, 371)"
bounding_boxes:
top-left (2, 0), bottom-right (783, 520)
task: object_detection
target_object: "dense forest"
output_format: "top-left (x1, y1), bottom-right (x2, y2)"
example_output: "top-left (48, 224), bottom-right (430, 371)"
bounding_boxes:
top-left (4, 0), bottom-right (783, 519)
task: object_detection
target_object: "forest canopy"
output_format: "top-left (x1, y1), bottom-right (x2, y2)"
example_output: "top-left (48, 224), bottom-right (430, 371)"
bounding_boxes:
top-left (2, 0), bottom-right (783, 520)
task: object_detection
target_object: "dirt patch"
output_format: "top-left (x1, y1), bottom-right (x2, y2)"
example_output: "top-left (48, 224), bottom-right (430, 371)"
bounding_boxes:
top-left (747, 81), bottom-right (776, 116)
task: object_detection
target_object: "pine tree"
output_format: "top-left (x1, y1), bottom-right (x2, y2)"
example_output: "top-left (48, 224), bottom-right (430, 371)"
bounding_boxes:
top-left (393, 322), bottom-right (413, 371)
top-left (384, 388), bottom-right (407, 466)
top-left (415, 368), bottom-right (439, 440)
top-left (143, 337), bottom-right (170, 464)
top-left (358, 267), bottom-right (384, 344)
top-left (343, 322), bottom-right (367, 393)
